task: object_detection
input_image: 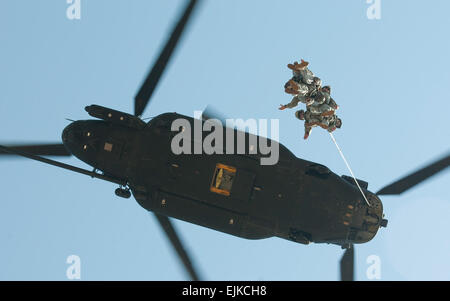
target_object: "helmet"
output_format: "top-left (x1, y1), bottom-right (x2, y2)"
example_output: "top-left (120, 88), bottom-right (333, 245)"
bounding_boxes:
top-left (295, 110), bottom-right (305, 120)
top-left (313, 77), bottom-right (322, 87)
top-left (322, 85), bottom-right (331, 94)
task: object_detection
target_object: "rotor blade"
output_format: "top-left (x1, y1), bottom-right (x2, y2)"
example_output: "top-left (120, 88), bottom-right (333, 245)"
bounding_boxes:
top-left (0, 145), bottom-right (125, 185)
top-left (134, 0), bottom-right (200, 117)
top-left (0, 143), bottom-right (71, 157)
top-left (376, 152), bottom-right (450, 196)
top-left (153, 213), bottom-right (200, 281)
top-left (340, 245), bottom-right (354, 281)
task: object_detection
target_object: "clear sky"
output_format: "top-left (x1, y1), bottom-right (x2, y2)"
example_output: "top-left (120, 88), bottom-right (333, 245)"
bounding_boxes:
top-left (0, 0), bottom-right (449, 281)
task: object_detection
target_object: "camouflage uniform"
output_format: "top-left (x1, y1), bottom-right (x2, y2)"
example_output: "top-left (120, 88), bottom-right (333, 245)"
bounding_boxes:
top-left (280, 59), bottom-right (342, 139)
top-left (283, 93), bottom-right (313, 109)
top-left (293, 66), bottom-right (315, 85)
top-left (323, 114), bottom-right (342, 133)
top-left (296, 108), bottom-right (342, 139)
top-left (282, 60), bottom-right (322, 109)
top-left (308, 88), bottom-right (338, 116)
top-left (295, 109), bottom-right (321, 139)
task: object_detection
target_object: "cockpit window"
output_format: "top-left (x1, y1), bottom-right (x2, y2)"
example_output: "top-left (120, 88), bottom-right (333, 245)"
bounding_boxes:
top-left (210, 163), bottom-right (236, 196)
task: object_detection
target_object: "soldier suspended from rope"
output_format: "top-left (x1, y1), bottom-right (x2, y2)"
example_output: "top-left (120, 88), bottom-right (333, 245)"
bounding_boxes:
top-left (278, 59), bottom-right (342, 139)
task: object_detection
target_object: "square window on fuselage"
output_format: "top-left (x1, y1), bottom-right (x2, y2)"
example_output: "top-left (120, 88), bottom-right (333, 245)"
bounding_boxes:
top-left (210, 163), bottom-right (236, 196)
top-left (104, 142), bottom-right (113, 152)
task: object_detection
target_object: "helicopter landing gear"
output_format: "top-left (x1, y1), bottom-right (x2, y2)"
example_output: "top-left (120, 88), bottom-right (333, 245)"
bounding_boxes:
top-left (341, 243), bottom-right (352, 250)
top-left (115, 185), bottom-right (131, 199)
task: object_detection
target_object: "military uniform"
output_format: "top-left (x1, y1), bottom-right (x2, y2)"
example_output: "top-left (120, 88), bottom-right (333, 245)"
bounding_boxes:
top-left (283, 94), bottom-right (313, 109)
top-left (280, 59), bottom-right (342, 139)
top-left (287, 59), bottom-right (315, 84)
top-left (297, 110), bottom-right (341, 139)
top-left (324, 114), bottom-right (342, 133)
top-left (294, 67), bottom-right (315, 85)
top-left (296, 109), bottom-right (324, 139)
top-left (281, 60), bottom-right (322, 110)
top-left (284, 79), bottom-right (310, 97)
top-left (308, 89), bottom-right (338, 116)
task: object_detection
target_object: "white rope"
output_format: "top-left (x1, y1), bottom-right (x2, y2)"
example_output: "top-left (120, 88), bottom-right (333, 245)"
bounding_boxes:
top-left (329, 132), bottom-right (371, 207)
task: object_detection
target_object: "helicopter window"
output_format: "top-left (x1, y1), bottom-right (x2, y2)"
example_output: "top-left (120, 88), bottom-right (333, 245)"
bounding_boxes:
top-left (104, 142), bottom-right (113, 152)
top-left (210, 163), bottom-right (236, 196)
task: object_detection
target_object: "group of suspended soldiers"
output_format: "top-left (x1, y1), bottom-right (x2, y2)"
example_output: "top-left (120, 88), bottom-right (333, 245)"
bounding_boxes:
top-left (279, 59), bottom-right (342, 139)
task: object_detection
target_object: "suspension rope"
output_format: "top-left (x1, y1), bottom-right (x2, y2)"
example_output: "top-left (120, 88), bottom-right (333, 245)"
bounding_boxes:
top-left (329, 132), bottom-right (371, 207)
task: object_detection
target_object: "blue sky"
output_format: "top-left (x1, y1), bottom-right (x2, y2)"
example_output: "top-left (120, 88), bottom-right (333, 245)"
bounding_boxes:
top-left (0, 0), bottom-right (449, 280)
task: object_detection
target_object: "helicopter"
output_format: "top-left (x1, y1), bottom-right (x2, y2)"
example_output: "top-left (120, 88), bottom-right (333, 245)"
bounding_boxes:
top-left (1, 0), bottom-right (449, 281)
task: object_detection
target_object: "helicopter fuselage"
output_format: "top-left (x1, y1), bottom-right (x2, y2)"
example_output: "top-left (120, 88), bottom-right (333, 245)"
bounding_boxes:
top-left (62, 106), bottom-right (385, 247)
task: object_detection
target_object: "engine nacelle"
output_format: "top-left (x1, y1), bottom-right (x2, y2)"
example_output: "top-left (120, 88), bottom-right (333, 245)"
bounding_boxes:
top-left (85, 104), bottom-right (146, 130)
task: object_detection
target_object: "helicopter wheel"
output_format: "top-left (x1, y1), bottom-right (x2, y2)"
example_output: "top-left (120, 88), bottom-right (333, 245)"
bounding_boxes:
top-left (115, 186), bottom-right (131, 199)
